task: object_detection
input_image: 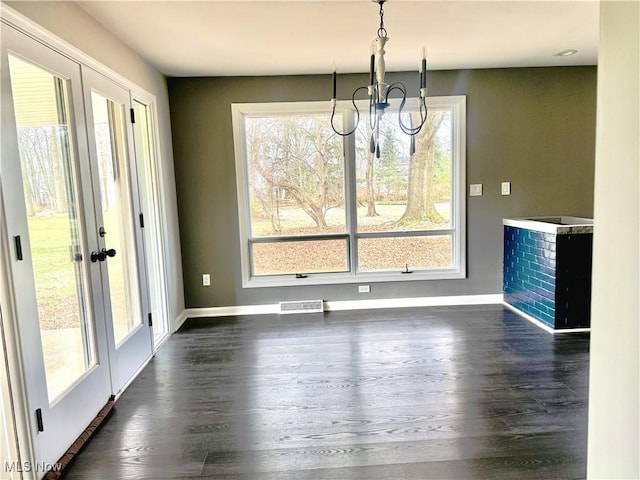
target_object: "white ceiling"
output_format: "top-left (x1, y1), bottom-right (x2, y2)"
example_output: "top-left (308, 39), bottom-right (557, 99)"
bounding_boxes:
top-left (76, 0), bottom-right (599, 77)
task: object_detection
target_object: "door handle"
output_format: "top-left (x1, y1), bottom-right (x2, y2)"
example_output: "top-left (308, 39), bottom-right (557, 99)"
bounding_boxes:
top-left (90, 251), bottom-right (106, 263)
top-left (90, 248), bottom-right (116, 263)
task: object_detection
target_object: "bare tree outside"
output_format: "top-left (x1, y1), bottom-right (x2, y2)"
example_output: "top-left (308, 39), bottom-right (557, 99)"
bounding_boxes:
top-left (17, 126), bottom-right (70, 216)
top-left (246, 115), bottom-right (344, 235)
top-left (355, 108), bottom-right (451, 232)
top-left (398, 110), bottom-right (449, 227)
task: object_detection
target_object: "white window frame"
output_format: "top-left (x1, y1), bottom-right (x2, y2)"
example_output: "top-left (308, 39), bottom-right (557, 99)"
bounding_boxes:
top-left (232, 95), bottom-right (466, 288)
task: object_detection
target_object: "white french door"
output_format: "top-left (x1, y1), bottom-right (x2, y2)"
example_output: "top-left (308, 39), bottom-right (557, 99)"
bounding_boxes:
top-left (1, 26), bottom-right (113, 469)
top-left (82, 68), bottom-right (153, 393)
top-left (1, 25), bottom-right (152, 473)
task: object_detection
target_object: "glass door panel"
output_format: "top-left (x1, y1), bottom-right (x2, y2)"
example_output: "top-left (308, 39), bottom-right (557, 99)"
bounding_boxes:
top-left (8, 54), bottom-right (96, 402)
top-left (91, 92), bottom-right (143, 346)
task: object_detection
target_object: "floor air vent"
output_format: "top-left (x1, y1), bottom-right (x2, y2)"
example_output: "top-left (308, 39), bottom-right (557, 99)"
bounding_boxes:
top-left (279, 300), bottom-right (324, 314)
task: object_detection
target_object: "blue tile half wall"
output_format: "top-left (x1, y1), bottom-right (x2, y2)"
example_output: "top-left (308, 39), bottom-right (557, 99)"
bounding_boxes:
top-left (503, 225), bottom-right (592, 330)
top-left (503, 226), bottom-right (557, 327)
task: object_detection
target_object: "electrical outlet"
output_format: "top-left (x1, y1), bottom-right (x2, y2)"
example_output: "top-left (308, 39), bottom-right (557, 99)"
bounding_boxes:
top-left (469, 184), bottom-right (483, 196)
top-left (202, 274), bottom-right (211, 286)
top-left (501, 181), bottom-right (511, 195)
top-left (358, 285), bottom-right (370, 293)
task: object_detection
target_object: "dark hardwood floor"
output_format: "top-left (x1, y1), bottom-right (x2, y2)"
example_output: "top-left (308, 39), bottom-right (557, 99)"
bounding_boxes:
top-left (63, 305), bottom-right (589, 479)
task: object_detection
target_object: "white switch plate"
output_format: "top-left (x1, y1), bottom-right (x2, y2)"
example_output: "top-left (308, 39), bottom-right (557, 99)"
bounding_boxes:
top-left (501, 182), bottom-right (511, 195)
top-left (202, 274), bottom-right (211, 286)
top-left (469, 184), bottom-right (483, 196)
top-left (358, 285), bottom-right (370, 293)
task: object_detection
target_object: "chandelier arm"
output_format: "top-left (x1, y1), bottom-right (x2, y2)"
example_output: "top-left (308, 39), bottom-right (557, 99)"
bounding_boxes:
top-left (397, 95), bottom-right (418, 136)
top-left (387, 82), bottom-right (407, 93)
top-left (385, 84), bottom-right (427, 136)
top-left (331, 86), bottom-right (369, 137)
top-left (398, 112), bottom-right (425, 136)
top-left (420, 95), bottom-right (429, 123)
top-left (385, 83), bottom-right (407, 103)
top-left (369, 93), bottom-right (379, 131)
top-left (400, 96), bottom-right (428, 136)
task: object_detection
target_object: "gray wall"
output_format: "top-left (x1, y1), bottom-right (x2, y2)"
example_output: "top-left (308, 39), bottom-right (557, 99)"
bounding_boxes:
top-left (168, 67), bottom-right (596, 308)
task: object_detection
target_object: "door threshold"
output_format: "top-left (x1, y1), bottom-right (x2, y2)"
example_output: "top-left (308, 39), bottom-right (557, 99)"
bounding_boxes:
top-left (42, 397), bottom-right (116, 480)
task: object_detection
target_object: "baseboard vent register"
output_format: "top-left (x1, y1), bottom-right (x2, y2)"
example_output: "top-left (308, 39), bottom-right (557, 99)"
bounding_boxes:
top-left (279, 300), bottom-right (324, 314)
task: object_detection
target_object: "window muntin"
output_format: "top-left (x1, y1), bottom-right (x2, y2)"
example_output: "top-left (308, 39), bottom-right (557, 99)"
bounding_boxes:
top-left (232, 96), bottom-right (465, 287)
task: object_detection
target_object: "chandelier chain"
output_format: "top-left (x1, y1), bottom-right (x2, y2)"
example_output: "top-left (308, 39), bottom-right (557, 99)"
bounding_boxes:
top-left (377, 1), bottom-right (387, 38)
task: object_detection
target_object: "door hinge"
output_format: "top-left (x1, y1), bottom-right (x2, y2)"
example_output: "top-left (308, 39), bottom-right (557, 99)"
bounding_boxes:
top-left (14, 236), bottom-right (23, 261)
top-left (130, 108), bottom-right (135, 124)
top-left (70, 244), bottom-right (83, 262)
top-left (35, 408), bottom-right (44, 432)
top-left (139, 213), bottom-right (144, 228)
top-left (148, 312), bottom-right (153, 327)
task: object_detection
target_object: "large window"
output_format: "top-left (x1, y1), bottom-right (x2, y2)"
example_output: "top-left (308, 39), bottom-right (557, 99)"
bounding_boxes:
top-left (232, 96), bottom-right (466, 287)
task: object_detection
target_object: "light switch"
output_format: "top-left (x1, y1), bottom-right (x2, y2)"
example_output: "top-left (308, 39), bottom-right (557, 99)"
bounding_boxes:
top-left (469, 184), bottom-right (483, 196)
top-left (501, 182), bottom-right (511, 195)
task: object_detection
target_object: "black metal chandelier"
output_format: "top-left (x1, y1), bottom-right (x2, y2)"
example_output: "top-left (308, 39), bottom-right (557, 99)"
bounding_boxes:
top-left (331, 0), bottom-right (428, 157)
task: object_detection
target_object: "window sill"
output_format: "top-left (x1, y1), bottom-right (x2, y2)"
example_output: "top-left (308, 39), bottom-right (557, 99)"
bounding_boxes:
top-left (242, 268), bottom-right (466, 289)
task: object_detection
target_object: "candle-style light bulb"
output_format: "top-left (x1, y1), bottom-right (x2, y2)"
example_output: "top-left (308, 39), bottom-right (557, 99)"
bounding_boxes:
top-left (421, 46), bottom-right (427, 89)
top-left (332, 60), bottom-right (337, 100)
top-left (369, 42), bottom-right (375, 86)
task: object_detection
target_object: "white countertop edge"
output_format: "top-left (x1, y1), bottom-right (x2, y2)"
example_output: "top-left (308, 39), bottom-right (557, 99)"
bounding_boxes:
top-left (503, 217), bottom-right (594, 235)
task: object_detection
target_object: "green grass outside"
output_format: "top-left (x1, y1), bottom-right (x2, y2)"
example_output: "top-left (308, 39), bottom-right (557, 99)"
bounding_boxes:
top-left (251, 203), bottom-right (451, 236)
top-left (27, 213), bottom-right (135, 399)
top-left (28, 213), bottom-right (131, 335)
top-left (28, 214), bottom-right (82, 330)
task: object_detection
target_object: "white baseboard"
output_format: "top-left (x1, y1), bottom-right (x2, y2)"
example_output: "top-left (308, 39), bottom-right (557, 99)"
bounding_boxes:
top-left (174, 310), bottom-right (191, 332)
top-left (326, 294), bottom-right (503, 311)
top-left (502, 302), bottom-right (591, 334)
top-left (175, 296), bottom-right (591, 335)
top-left (177, 294), bottom-right (503, 326)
